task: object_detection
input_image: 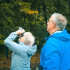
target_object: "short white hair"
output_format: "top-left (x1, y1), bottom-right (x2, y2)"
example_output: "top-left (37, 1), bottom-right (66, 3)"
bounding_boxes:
top-left (51, 13), bottom-right (67, 30)
top-left (23, 32), bottom-right (35, 46)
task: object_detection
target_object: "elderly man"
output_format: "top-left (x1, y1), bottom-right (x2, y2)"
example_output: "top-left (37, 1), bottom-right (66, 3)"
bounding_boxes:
top-left (4, 28), bottom-right (37, 70)
top-left (39, 13), bottom-right (70, 70)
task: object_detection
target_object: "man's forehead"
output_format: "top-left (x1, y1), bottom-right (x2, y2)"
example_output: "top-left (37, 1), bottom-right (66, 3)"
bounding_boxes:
top-left (49, 16), bottom-right (53, 20)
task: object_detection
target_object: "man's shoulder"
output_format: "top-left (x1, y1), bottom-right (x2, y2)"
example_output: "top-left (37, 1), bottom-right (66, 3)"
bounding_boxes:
top-left (47, 36), bottom-right (59, 43)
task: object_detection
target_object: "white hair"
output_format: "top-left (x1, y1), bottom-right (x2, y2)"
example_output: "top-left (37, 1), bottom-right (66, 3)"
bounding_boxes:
top-left (51, 13), bottom-right (67, 30)
top-left (23, 32), bottom-right (35, 46)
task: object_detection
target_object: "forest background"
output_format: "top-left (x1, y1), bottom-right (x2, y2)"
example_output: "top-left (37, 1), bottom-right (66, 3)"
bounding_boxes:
top-left (0, 0), bottom-right (70, 70)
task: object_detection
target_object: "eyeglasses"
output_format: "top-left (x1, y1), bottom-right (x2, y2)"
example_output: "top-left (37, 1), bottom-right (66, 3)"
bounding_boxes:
top-left (47, 20), bottom-right (49, 23)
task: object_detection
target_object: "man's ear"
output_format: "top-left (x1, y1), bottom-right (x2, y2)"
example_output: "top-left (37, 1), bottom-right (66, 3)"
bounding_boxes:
top-left (52, 22), bottom-right (56, 28)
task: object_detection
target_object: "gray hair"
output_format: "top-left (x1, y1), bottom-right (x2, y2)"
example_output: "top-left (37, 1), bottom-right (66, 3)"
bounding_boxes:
top-left (23, 32), bottom-right (35, 46)
top-left (51, 13), bottom-right (67, 30)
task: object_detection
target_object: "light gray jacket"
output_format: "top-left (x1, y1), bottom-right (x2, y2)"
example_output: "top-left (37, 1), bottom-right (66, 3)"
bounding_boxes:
top-left (4, 32), bottom-right (37, 70)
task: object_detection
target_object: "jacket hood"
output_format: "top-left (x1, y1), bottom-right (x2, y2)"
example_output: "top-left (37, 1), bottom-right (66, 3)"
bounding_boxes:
top-left (51, 29), bottom-right (70, 41)
top-left (19, 41), bottom-right (37, 56)
top-left (27, 45), bottom-right (37, 56)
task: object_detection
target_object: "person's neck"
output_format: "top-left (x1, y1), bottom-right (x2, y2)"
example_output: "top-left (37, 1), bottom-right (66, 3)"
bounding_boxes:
top-left (50, 29), bottom-right (59, 35)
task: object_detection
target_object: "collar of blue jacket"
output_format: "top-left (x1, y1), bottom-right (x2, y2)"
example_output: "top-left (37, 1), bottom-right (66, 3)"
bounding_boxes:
top-left (44, 29), bottom-right (70, 41)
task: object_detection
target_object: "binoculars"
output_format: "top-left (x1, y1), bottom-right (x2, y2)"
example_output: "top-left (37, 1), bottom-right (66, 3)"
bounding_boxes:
top-left (17, 33), bottom-right (24, 38)
top-left (21, 33), bottom-right (24, 36)
top-left (17, 27), bottom-right (25, 38)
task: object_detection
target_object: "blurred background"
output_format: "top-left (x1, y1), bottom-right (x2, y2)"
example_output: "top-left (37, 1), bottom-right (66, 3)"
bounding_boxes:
top-left (0, 0), bottom-right (70, 70)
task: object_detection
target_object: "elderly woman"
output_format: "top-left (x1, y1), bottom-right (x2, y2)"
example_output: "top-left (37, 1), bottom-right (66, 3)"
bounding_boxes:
top-left (4, 29), bottom-right (37, 70)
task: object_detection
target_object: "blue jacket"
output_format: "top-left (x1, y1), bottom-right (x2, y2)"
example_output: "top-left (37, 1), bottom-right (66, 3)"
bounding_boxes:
top-left (40, 29), bottom-right (70, 70)
top-left (4, 32), bottom-right (37, 70)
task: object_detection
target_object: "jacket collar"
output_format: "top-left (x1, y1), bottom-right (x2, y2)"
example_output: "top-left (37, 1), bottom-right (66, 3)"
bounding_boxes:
top-left (44, 30), bottom-right (62, 40)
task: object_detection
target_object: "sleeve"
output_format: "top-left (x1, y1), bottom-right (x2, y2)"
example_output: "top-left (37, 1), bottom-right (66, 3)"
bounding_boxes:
top-left (43, 40), bottom-right (60, 70)
top-left (4, 32), bottom-right (26, 55)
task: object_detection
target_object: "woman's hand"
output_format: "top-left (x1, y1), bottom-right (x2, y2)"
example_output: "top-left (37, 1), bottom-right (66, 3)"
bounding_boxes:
top-left (16, 29), bottom-right (25, 35)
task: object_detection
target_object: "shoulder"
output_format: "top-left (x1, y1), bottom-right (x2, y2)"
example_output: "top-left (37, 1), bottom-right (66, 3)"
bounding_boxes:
top-left (43, 37), bottom-right (60, 53)
top-left (47, 37), bottom-right (59, 45)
